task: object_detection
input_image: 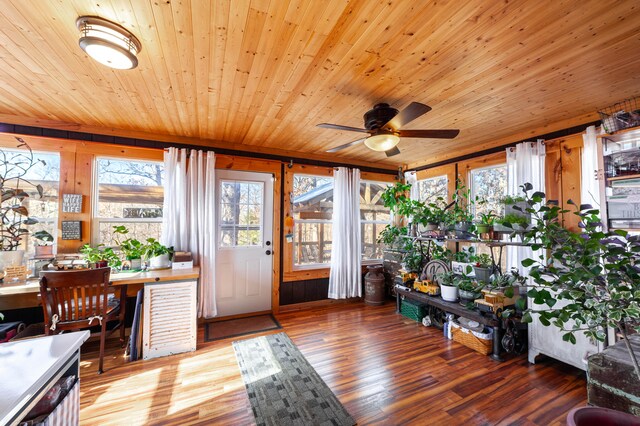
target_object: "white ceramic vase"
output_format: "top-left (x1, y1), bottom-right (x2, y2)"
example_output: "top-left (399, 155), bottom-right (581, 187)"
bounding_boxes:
top-left (149, 253), bottom-right (171, 270)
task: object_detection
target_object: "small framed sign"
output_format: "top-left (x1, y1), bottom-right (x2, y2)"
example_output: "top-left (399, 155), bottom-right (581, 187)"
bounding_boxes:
top-left (61, 220), bottom-right (82, 240)
top-left (62, 193), bottom-right (83, 213)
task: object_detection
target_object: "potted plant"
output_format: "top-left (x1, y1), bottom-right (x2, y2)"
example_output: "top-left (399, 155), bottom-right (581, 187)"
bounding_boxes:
top-left (0, 138), bottom-right (45, 273)
top-left (472, 253), bottom-right (494, 283)
top-left (113, 225), bottom-right (143, 270)
top-left (457, 278), bottom-right (484, 305)
top-left (143, 238), bottom-right (174, 270)
top-left (497, 213), bottom-right (530, 233)
top-left (80, 244), bottom-right (122, 270)
top-left (452, 180), bottom-right (477, 238)
top-left (381, 181), bottom-right (412, 227)
top-left (451, 246), bottom-right (475, 276)
top-left (475, 211), bottom-right (497, 238)
top-left (33, 230), bottom-right (54, 258)
top-left (437, 270), bottom-right (459, 302)
top-left (504, 184), bottom-right (640, 388)
top-left (401, 245), bottom-right (424, 273)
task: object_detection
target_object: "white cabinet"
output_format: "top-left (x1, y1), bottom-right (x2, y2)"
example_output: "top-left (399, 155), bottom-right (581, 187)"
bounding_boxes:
top-left (143, 280), bottom-right (197, 360)
top-left (528, 297), bottom-right (603, 370)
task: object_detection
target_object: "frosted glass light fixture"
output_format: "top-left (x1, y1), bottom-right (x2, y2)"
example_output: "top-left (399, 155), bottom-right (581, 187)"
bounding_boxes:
top-left (364, 133), bottom-right (400, 152)
top-left (76, 16), bottom-right (142, 70)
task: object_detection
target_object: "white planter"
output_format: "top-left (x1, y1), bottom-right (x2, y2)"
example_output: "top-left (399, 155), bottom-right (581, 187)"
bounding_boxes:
top-left (129, 258), bottom-right (142, 270)
top-left (0, 250), bottom-right (25, 271)
top-left (441, 284), bottom-right (459, 302)
top-left (451, 261), bottom-right (475, 277)
top-left (149, 254), bottom-right (171, 270)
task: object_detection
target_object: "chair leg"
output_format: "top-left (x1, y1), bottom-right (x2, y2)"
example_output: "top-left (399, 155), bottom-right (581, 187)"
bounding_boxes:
top-left (119, 288), bottom-right (127, 348)
top-left (98, 319), bottom-right (108, 374)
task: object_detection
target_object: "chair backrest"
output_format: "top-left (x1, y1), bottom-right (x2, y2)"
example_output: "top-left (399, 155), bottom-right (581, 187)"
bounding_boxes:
top-left (39, 267), bottom-right (111, 328)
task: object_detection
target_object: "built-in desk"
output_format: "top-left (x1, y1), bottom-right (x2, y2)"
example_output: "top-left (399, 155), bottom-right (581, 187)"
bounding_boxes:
top-left (0, 267), bottom-right (200, 310)
top-left (0, 331), bottom-right (89, 425)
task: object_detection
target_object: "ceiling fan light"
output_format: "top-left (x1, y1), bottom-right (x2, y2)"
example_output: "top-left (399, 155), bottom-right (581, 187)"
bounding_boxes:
top-left (76, 16), bottom-right (141, 70)
top-left (364, 134), bottom-right (400, 152)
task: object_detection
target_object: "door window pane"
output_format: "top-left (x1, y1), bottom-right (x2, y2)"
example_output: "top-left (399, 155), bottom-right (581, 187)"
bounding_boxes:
top-left (219, 180), bottom-right (263, 247)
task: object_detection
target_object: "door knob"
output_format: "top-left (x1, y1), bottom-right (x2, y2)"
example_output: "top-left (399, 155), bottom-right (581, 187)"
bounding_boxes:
top-left (265, 250), bottom-right (272, 255)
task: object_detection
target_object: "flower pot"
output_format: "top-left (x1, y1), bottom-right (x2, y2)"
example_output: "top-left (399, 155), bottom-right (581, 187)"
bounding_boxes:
top-left (459, 289), bottom-right (482, 305)
top-left (454, 221), bottom-right (473, 238)
top-left (566, 406), bottom-right (640, 426)
top-left (475, 224), bottom-right (491, 235)
top-left (440, 284), bottom-right (458, 302)
top-left (0, 250), bottom-right (25, 272)
top-left (35, 245), bottom-right (54, 258)
top-left (128, 258), bottom-right (142, 270)
top-left (149, 253), bottom-right (171, 270)
top-left (94, 260), bottom-right (108, 269)
top-left (473, 266), bottom-right (494, 283)
top-left (451, 261), bottom-right (475, 276)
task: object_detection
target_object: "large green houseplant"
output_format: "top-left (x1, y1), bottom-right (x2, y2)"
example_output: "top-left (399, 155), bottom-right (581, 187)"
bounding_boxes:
top-left (507, 183), bottom-right (640, 381)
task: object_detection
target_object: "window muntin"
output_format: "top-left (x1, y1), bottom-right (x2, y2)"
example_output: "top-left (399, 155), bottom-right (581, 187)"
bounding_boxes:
top-left (416, 175), bottom-right (448, 204)
top-left (292, 175), bottom-right (333, 267)
top-left (360, 180), bottom-right (391, 261)
top-left (95, 158), bottom-right (164, 245)
top-left (219, 180), bottom-right (264, 247)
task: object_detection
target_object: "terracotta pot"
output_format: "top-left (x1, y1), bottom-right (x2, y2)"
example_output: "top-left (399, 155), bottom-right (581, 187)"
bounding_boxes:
top-left (35, 245), bottom-right (54, 258)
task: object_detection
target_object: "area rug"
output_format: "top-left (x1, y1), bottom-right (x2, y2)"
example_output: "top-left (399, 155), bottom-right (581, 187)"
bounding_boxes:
top-left (204, 314), bottom-right (281, 342)
top-left (233, 332), bottom-right (356, 426)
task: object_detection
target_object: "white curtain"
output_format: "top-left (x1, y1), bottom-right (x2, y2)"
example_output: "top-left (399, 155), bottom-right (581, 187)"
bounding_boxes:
top-left (328, 167), bottom-right (362, 299)
top-left (581, 125), bottom-right (600, 209)
top-left (506, 140), bottom-right (546, 275)
top-left (404, 170), bottom-right (419, 200)
top-left (162, 147), bottom-right (217, 318)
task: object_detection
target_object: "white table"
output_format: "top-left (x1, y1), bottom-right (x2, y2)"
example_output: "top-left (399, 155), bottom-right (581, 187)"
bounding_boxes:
top-left (0, 331), bottom-right (89, 426)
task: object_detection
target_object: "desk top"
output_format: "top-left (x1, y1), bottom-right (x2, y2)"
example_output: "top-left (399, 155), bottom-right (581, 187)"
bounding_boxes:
top-left (0, 267), bottom-right (200, 297)
top-left (0, 331), bottom-right (90, 425)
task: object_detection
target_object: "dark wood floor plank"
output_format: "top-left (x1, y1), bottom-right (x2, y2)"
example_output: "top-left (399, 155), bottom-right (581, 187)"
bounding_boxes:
top-left (78, 303), bottom-right (586, 425)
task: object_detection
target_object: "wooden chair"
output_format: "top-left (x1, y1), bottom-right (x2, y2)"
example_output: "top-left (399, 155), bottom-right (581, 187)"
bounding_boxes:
top-left (39, 267), bottom-right (126, 374)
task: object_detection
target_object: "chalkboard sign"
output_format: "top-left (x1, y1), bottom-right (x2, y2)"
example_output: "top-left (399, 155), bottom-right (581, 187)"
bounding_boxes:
top-left (61, 221), bottom-right (82, 240)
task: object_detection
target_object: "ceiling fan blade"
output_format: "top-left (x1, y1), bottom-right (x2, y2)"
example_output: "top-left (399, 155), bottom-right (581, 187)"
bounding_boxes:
top-left (398, 129), bottom-right (460, 139)
top-left (384, 102), bottom-right (432, 130)
top-left (317, 123), bottom-right (369, 133)
top-left (385, 146), bottom-right (401, 157)
top-left (326, 137), bottom-right (367, 153)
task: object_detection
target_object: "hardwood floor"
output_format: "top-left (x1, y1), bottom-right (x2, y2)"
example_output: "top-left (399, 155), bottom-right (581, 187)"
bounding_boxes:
top-left (79, 303), bottom-right (587, 425)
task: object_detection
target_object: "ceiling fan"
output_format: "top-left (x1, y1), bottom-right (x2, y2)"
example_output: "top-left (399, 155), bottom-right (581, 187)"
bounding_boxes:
top-left (317, 102), bottom-right (460, 157)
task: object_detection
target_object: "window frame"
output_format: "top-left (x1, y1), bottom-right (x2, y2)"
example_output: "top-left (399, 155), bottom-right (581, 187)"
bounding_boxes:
top-left (92, 156), bottom-right (165, 247)
top-left (291, 173), bottom-right (334, 270)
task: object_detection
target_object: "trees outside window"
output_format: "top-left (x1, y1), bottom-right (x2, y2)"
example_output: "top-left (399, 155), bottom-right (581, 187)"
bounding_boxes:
top-left (95, 158), bottom-right (164, 246)
top-left (416, 175), bottom-right (448, 203)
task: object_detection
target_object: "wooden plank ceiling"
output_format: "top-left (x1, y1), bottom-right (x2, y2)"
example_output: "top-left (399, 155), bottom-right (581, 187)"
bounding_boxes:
top-left (0, 0), bottom-right (639, 169)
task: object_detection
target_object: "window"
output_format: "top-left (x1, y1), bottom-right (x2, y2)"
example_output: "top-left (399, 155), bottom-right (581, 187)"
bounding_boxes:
top-left (94, 158), bottom-right (164, 246)
top-left (5, 149), bottom-right (60, 258)
top-left (360, 180), bottom-right (391, 261)
top-left (416, 175), bottom-right (448, 204)
top-left (291, 175), bottom-right (392, 268)
top-left (469, 164), bottom-right (507, 218)
top-left (219, 180), bottom-right (263, 247)
top-left (292, 175), bottom-right (333, 267)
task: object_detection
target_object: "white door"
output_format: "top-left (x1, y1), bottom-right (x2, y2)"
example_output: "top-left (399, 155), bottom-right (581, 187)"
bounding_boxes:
top-left (215, 170), bottom-right (274, 316)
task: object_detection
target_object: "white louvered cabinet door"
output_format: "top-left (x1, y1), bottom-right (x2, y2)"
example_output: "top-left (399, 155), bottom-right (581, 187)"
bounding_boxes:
top-left (143, 280), bottom-right (197, 360)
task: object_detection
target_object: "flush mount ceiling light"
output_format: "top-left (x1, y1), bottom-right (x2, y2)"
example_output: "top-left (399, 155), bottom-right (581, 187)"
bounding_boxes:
top-left (364, 132), bottom-right (400, 152)
top-left (76, 16), bottom-right (142, 70)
